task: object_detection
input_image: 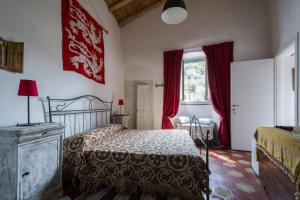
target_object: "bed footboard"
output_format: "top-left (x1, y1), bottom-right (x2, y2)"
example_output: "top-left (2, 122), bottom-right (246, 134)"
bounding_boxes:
top-left (190, 115), bottom-right (210, 200)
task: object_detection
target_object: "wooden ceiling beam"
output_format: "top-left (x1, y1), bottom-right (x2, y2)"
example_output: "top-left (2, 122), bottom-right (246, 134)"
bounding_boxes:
top-left (119, 0), bottom-right (165, 26)
top-left (109, 0), bottom-right (134, 12)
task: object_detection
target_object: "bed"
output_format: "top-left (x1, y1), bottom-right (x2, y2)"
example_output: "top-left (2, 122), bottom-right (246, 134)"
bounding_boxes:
top-left (255, 127), bottom-right (300, 200)
top-left (42, 95), bottom-right (210, 199)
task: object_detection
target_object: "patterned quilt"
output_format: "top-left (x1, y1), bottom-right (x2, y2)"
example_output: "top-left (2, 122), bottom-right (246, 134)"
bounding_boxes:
top-left (63, 126), bottom-right (209, 200)
top-left (63, 124), bottom-right (124, 183)
top-left (255, 127), bottom-right (300, 193)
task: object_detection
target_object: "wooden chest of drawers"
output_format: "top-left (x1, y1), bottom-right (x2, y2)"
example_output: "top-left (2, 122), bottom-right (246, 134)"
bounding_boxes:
top-left (0, 123), bottom-right (64, 200)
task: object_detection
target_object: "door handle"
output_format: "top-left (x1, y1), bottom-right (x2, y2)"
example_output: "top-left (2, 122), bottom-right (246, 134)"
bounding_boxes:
top-left (22, 172), bottom-right (30, 178)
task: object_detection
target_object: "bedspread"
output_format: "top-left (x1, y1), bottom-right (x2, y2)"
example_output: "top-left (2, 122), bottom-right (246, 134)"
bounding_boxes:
top-left (64, 128), bottom-right (208, 199)
top-left (255, 127), bottom-right (300, 192)
top-left (63, 124), bottom-right (124, 183)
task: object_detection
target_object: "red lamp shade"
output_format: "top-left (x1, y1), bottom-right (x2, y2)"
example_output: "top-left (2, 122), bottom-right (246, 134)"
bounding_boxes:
top-left (118, 99), bottom-right (125, 106)
top-left (18, 79), bottom-right (39, 96)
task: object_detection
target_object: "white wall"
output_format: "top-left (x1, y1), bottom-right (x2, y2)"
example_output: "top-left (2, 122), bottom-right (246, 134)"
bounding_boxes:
top-left (268, 0), bottom-right (300, 55)
top-left (268, 0), bottom-right (300, 125)
top-left (122, 0), bottom-right (272, 129)
top-left (178, 105), bottom-right (213, 119)
top-left (0, 0), bottom-right (124, 126)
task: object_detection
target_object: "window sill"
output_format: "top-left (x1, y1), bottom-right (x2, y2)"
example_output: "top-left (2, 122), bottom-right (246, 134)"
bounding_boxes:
top-left (180, 101), bottom-right (211, 105)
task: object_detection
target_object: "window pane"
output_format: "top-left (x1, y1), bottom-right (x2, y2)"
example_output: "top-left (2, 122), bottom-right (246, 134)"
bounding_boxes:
top-left (183, 61), bottom-right (207, 102)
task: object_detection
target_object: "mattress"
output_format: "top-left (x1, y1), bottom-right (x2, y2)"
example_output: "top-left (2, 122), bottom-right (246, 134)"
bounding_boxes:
top-left (63, 126), bottom-right (209, 199)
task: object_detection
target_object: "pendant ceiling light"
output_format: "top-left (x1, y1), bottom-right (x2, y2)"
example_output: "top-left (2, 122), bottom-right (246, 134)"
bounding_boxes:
top-left (161, 0), bottom-right (188, 25)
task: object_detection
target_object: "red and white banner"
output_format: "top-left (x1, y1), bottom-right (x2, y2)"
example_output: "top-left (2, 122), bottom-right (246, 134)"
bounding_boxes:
top-left (62, 0), bottom-right (105, 84)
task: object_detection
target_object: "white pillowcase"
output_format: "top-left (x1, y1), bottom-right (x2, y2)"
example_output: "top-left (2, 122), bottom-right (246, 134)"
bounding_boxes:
top-left (175, 116), bottom-right (214, 125)
top-left (176, 116), bottom-right (190, 124)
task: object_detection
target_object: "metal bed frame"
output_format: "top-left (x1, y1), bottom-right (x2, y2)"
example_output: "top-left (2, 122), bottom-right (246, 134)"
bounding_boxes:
top-left (40, 95), bottom-right (113, 138)
top-left (190, 115), bottom-right (211, 200)
top-left (41, 96), bottom-right (211, 199)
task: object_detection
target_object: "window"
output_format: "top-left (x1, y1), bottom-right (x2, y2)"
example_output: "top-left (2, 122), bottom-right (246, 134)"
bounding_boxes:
top-left (181, 51), bottom-right (209, 104)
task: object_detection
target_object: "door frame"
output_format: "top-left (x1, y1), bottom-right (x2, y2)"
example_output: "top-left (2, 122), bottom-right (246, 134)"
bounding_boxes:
top-left (274, 32), bottom-right (300, 126)
top-left (297, 32), bottom-right (300, 125)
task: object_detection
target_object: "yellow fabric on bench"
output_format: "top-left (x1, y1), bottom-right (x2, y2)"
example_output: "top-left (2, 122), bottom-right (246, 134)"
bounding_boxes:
top-left (255, 127), bottom-right (300, 192)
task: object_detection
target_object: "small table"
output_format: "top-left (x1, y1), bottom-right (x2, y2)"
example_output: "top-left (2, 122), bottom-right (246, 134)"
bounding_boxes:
top-left (112, 114), bottom-right (130, 128)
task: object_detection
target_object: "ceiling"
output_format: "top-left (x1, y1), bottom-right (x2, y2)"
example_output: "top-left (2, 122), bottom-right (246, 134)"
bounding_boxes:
top-left (104, 0), bottom-right (165, 26)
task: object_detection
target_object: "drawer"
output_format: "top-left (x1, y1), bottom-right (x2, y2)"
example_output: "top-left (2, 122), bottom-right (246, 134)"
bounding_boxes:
top-left (18, 129), bottom-right (64, 144)
top-left (18, 135), bottom-right (62, 200)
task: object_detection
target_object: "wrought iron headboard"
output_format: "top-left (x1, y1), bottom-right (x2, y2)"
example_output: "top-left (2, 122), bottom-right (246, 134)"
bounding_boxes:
top-left (40, 95), bottom-right (113, 138)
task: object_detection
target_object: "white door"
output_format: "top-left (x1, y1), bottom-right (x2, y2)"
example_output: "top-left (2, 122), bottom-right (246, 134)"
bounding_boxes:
top-left (125, 82), bottom-right (137, 129)
top-left (137, 84), bottom-right (151, 129)
top-left (231, 59), bottom-right (274, 151)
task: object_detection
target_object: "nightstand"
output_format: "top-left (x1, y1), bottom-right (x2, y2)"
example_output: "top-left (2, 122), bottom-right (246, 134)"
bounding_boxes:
top-left (112, 114), bottom-right (130, 128)
top-left (0, 123), bottom-right (64, 200)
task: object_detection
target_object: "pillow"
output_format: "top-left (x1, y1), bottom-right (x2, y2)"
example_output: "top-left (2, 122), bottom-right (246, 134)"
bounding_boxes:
top-left (175, 117), bottom-right (214, 125)
top-left (198, 118), bottom-right (214, 125)
top-left (85, 123), bottom-right (124, 143)
top-left (63, 124), bottom-right (124, 174)
top-left (107, 123), bottom-right (124, 132)
top-left (176, 116), bottom-right (190, 124)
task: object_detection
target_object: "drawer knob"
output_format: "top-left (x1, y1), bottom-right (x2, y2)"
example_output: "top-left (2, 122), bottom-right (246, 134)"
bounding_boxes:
top-left (22, 172), bottom-right (30, 177)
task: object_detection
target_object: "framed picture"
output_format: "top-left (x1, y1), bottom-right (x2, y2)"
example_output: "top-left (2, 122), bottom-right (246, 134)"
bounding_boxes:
top-left (6, 41), bottom-right (24, 73)
top-left (0, 38), bottom-right (7, 68)
top-left (0, 37), bottom-right (24, 73)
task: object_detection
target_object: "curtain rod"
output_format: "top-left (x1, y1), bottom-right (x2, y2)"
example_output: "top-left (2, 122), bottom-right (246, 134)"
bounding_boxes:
top-left (184, 46), bottom-right (202, 52)
top-left (155, 83), bottom-right (164, 87)
top-left (164, 40), bottom-right (233, 52)
top-left (163, 45), bottom-right (203, 53)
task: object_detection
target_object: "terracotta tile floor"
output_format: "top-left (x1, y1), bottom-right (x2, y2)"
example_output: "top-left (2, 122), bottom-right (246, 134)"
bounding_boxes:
top-left (207, 149), bottom-right (269, 200)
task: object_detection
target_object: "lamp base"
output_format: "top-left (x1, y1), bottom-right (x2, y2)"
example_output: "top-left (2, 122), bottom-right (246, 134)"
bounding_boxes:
top-left (119, 105), bottom-right (123, 115)
top-left (17, 123), bottom-right (42, 127)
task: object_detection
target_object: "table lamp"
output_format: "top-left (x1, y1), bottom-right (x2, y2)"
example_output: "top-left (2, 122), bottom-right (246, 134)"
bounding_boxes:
top-left (118, 99), bottom-right (124, 114)
top-left (17, 79), bottom-right (38, 126)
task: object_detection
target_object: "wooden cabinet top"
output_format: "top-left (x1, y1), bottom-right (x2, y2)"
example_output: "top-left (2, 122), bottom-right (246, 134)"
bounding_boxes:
top-left (0, 123), bottom-right (65, 136)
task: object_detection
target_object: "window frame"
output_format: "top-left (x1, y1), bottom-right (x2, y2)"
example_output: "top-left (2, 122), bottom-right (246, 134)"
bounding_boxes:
top-left (180, 55), bottom-right (210, 105)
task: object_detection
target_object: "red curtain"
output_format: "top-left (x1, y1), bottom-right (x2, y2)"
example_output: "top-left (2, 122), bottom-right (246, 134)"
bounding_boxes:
top-left (203, 42), bottom-right (234, 147)
top-left (162, 50), bottom-right (184, 129)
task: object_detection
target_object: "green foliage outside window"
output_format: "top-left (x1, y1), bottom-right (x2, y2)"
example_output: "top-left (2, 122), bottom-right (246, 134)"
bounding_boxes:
top-left (183, 60), bottom-right (208, 102)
